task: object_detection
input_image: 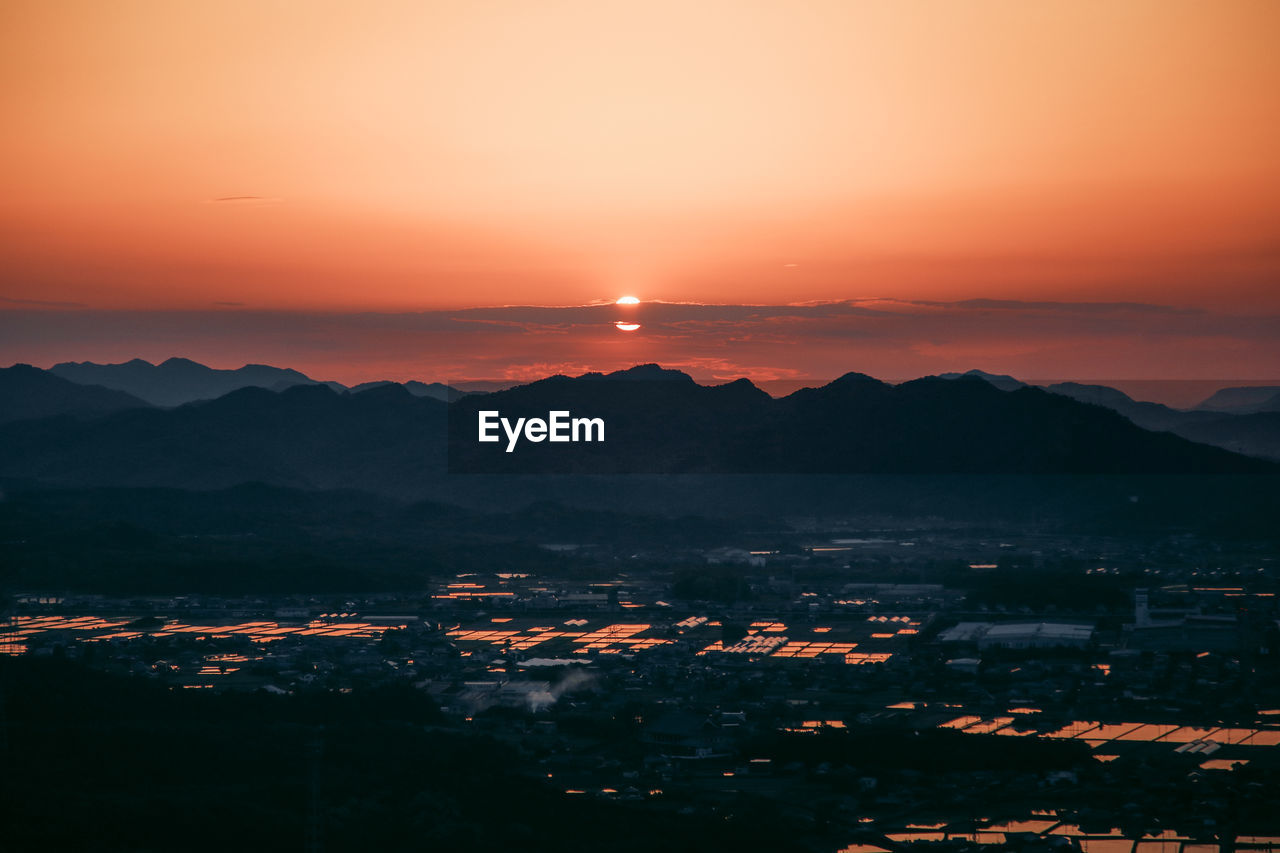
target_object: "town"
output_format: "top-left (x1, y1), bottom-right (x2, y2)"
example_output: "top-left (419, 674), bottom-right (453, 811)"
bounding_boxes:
top-left (6, 527), bottom-right (1278, 853)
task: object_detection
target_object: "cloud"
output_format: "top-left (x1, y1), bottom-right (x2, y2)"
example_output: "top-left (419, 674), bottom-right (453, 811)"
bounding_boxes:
top-left (1, 296), bottom-right (87, 308)
top-left (1, 300), bottom-right (1275, 390)
top-left (204, 196), bottom-right (283, 205)
top-left (942, 298), bottom-right (1203, 316)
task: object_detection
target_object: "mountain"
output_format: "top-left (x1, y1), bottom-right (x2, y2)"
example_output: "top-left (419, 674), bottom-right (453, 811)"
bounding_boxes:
top-left (936, 369), bottom-right (1025, 392)
top-left (1045, 382), bottom-right (1208, 432)
top-left (1193, 385), bottom-right (1280, 414)
top-left (348, 379), bottom-right (467, 402)
top-left (446, 365), bottom-right (1273, 475)
top-left (0, 365), bottom-right (1272, 500)
top-left (49, 357), bottom-right (344, 406)
top-left (0, 364), bottom-right (150, 424)
top-left (1172, 412), bottom-right (1280, 461)
top-left (0, 382), bottom-right (447, 494)
top-left (1044, 382), bottom-right (1280, 461)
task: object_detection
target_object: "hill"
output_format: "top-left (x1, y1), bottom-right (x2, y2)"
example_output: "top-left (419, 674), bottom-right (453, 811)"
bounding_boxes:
top-left (0, 364), bottom-right (150, 424)
top-left (446, 366), bottom-right (1274, 475)
top-left (49, 357), bottom-right (342, 406)
top-left (1194, 385), bottom-right (1280, 414)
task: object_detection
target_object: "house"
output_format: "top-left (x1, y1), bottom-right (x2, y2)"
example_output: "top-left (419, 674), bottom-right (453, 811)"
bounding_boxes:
top-left (642, 713), bottom-right (731, 759)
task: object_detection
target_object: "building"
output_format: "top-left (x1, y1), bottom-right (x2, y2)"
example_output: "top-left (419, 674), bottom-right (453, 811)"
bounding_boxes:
top-left (938, 621), bottom-right (1093, 649)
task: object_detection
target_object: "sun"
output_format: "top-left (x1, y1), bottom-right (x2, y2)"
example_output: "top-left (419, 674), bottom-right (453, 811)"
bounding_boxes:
top-left (615, 295), bottom-right (640, 305)
top-left (615, 322), bottom-right (641, 332)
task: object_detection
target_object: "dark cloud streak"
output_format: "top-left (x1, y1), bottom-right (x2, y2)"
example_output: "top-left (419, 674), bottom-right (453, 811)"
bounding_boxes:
top-left (1, 300), bottom-right (1275, 389)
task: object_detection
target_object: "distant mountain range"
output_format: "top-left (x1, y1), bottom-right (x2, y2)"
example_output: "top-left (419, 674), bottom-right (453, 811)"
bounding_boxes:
top-left (446, 365), bottom-right (1272, 474)
top-left (47, 357), bottom-right (463, 406)
top-left (1042, 381), bottom-right (1198, 432)
top-left (937, 369), bottom-right (1280, 416)
top-left (347, 380), bottom-right (466, 401)
top-left (936, 369), bottom-right (1025, 392)
top-left (2, 361), bottom-right (1278, 539)
top-left (1193, 385), bottom-right (1280, 415)
top-left (0, 364), bottom-right (149, 424)
top-left (941, 374), bottom-right (1279, 461)
top-left (0, 379), bottom-right (448, 493)
top-left (49, 357), bottom-right (335, 407)
top-left (2, 360), bottom-right (1277, 492)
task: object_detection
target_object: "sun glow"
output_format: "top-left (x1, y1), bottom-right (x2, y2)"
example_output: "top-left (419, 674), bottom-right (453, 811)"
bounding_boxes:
top-left (616, 296), bottom-right (640, 305)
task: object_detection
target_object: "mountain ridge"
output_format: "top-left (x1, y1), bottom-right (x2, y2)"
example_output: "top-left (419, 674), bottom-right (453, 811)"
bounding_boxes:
top-left (50, 358), bottom-right (337, 407)
top-left (0, 364), bottom-right (151, 424)
top-left (1194, 385), bottom-right (1280, 414)
top-left (4, 363), bottom-right (1277, 489)
top-left (445, 366), bottom-right (1274, 475)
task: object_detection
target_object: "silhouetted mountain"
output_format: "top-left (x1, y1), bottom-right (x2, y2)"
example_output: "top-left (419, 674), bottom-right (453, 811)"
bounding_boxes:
top-left (348, 379), bottom-right (466, 401)
top-left (1194, 385), bottom-right (1280, 414)
top-left (936, 369), bottom-right (1025, 392)
top-left (447, 365), bottom-right (1273, 474)
top-left (0, 365), bottom-right (1272, 504)
top-left (579, 363), bottom-right (697, 383)
top-left (1172, 412), bottom-right (1280, 462)
top-left (0, 382), bottom-right (447, 494)
top-left (0, 364), bottom-right (150, 424)
top-left (50, 357), bottom-right (345, 406)
top-left (1047, 382), bottom-right (1201, 431)
top-left (1045, 382), bottom-right (1280, 461)
top-left (448, 364), bottom-right (771, 474)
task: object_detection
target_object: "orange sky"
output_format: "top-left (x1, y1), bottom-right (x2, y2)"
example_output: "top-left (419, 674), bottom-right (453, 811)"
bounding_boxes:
top-left (1, 1), bottom-right (1278, 380)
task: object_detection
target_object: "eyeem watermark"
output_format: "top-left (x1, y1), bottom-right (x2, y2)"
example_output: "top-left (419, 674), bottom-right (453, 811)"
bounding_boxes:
top-left (477, 410), bottom-right (605, 453)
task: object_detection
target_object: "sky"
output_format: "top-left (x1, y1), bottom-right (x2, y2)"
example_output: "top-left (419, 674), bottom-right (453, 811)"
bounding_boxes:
top-left (2, 0), bottom-right (1278, 386)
